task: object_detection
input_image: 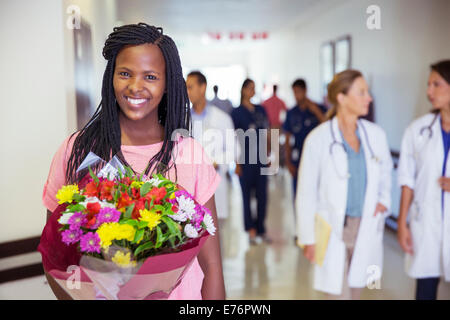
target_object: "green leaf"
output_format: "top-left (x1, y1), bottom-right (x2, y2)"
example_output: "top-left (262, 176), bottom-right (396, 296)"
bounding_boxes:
top-left (138, 221), bottom-right (148, 229)
top-left (67, 204), bottom-right (85, 212)
top-left (88, 165), bottom-right (99, 183)
top-left (113, 189), bottom-right (121, 203)
top-left (155, 226), bottom-right (163, 249)
top-left (125, 166), bottom-right (134, 178)
top-left (134, 241), bottom-right (154, 257)
top-left (117, 166), bottom-right (123, 179)
top-left (120, 219), bottom-right (138, 227)
top-left (159, 181), bottom-right (173, 188)
top-left (140, 182), bottom-right (152, 197)
top-left (161, 216), bottom-right (182, 241)
top-left (124, 202), bottom-right (135, 219)
top-left (133, 229), bottom-right (145, 244)
top-left (153, 204), bottom-right (166, 214)
top-left (72, 194), bottom-right (85, 203)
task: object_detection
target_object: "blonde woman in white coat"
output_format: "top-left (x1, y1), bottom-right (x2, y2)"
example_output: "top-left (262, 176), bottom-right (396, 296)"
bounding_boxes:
top-left (397, 60), bottom-right (450, 300)
top-left (296, 70), bottom-right (393, 299)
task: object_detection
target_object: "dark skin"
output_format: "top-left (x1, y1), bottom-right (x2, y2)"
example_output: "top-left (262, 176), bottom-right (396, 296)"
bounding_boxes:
top-left (44, 43), bottom-right (226, 300)
top-left (284, 86), bottom-right (326, 178)
top-left (235, 81), bottom-right (271, 239)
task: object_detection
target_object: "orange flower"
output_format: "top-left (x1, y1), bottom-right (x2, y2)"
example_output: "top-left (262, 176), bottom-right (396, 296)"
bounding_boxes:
top-left (132, 199), bottom-right (146, 220)
top-left (99, 180), bottom-right (115, 201)
top-left (84, 181), bottom-right (99, 197)
top-left (117, 193), bottom-right (133, 212)
top-left (144, 187), bottom-right (167, 204)
top-left (86, 202), bottom-right (101, 215)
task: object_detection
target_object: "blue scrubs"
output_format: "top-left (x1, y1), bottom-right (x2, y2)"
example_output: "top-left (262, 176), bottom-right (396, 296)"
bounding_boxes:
top-left (231, 104), bottom-right (270, 235)
top-left (441, 124), bottom-right (450, 214)
top-left (340, 129), bottom-right (367, 218)
top-left (282, 104), bottom-right (327, 195)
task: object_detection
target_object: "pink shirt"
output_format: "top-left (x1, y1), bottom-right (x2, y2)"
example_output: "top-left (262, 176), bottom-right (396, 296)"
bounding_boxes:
top-left (262, 95), bottom-right (288, 127)
top-left (42, 133), bottom-right (221, 300)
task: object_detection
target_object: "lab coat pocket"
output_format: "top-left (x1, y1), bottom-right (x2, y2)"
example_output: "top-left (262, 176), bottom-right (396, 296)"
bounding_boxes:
top-left (376, 214), bottom-right (386, 234)
top-left (409, 202), bottom-right (424, 248)
top-left (411, 201), bottom-right (422, 222)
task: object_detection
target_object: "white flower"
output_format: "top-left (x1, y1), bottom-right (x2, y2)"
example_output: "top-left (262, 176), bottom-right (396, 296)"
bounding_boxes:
top-left (100, 201), bottom-right (116, 209)
top-left (58, 212), bottom-right (74, 225)
top-left (176, 195), bottom-right (196, 221)
top-left (184, 224), bottom-right (199, 238)
top-left (79, 197), bottom-right (115, 209)
top-left (147, 177), bottom-right (164, 187)
top-left (168, 212), bottom-right (187, 222)
top-left (203, 214), bottom-right (216, 236)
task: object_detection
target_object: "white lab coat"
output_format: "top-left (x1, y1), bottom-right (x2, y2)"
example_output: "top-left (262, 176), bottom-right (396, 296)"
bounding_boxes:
top-left (398, 112), bottom-right (450, 281)
top-left (296, 117), bottom-right (393, 295)
top-left (191, 104), bottom-right (239, 219)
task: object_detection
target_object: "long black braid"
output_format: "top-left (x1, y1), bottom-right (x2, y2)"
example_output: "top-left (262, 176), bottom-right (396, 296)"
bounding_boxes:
top-left (66, 23), bottom-right (191, 184)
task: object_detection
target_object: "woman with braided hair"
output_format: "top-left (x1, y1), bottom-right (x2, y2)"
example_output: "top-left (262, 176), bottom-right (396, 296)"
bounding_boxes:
top-left (40, 23), bottom-right (225, 300)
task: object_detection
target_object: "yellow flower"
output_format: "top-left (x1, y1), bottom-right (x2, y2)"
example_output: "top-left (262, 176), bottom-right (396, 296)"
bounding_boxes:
top-left (112, 251), bottom-right (136, 268)
top-left (131, 181), bottom-right (144, 189)
top-left (139, 209), bottom-right (161, 230)
top-left (56, 184), bottom-right (79, 204)
top-left (169, 192), bottom-right (176, 200)
top-left (96, 223), bottom-right (136, 249)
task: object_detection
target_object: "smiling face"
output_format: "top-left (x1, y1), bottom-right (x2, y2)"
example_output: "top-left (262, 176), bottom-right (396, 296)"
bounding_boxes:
top-left (427, 70), bottom-right (450, 110)
top-left (337, 76), bottom-right (372, 117)
top-left (113, 43), bottom-right (166, 122)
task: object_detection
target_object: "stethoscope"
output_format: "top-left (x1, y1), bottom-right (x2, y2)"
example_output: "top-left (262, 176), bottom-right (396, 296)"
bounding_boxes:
top-left (419, 112), bottom-right (439, 139)
top-left (329, 118), bottom-right (379, 179)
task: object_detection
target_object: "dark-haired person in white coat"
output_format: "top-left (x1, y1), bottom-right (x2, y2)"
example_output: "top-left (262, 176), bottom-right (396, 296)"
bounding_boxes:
top-left (397, 60), bottom-right (450, 300)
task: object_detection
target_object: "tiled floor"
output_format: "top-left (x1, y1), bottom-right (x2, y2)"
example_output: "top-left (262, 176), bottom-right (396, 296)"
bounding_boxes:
top-left (1, 168), bottom-right (449, 300)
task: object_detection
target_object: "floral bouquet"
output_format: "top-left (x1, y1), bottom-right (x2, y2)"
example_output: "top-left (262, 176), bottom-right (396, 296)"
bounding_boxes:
top-left (38, 152), bottom-right (215, 299)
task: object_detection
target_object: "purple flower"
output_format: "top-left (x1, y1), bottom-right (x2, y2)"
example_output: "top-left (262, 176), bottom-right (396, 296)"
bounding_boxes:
top-left (191, 204), bottom-right (205, 230)
top-left (68, 212), bottom-right (87, 230)
top-left (61, 229), bottom-right (82, 245)
top-left (174, 190), bottom-right (193, 200)
top-left (94, 207), bottom-right (121, 227)
top-left (80, 232), bottom-right (101, 253)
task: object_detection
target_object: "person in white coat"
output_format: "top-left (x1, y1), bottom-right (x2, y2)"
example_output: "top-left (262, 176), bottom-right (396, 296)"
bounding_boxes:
top-left (296, 70), bottom-right (393, 299)
top-left (397, 60), bottom-right (450, 300)
top-left (186, 71), bottom-right (238, 240)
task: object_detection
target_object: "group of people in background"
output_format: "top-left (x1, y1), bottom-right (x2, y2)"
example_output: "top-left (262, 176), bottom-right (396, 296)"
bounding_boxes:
top-left (185, 59), bottom-right (450, 300)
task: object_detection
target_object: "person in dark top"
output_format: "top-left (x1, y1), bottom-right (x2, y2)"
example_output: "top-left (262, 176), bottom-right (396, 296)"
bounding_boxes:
top-left (231, 79), bottom-right (271, 245)
top-left (283, 79), bottom-right (327, 197)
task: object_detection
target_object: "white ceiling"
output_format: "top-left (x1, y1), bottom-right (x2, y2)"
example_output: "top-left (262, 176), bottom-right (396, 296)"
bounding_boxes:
top-left (116, 0), bottom-right (332, 33)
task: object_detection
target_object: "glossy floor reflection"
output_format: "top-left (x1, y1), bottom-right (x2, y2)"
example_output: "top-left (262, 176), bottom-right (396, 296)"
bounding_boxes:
top-left (221, 168), bottom-right (450, 300)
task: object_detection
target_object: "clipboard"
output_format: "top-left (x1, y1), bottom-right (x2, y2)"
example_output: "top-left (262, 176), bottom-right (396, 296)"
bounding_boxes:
top-left (297, 213), bottom-right (332, 266)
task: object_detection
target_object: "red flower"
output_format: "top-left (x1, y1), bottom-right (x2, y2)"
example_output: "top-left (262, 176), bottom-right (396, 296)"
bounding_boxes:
top-left (99, 180), bottom-right (115, 201)
top-left (85, 216), bottom-right (97, 229)
top-left (144, 187), bottom-right (167, 204)
top-left (121, 177), bottom-right (132, 186)
top-left (86, 202), bottom-right (101, 215)
top-left (84, 181), bottom-right (99, 197)
top-left (132, 199), bottom-right (147, 220)
top-left (117, 193), bottom-right (133, 211)
top-left (131, 187), bottom-right (141, 200)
